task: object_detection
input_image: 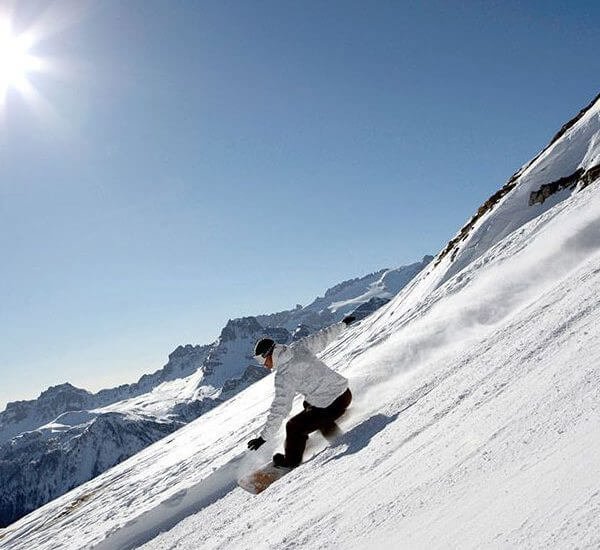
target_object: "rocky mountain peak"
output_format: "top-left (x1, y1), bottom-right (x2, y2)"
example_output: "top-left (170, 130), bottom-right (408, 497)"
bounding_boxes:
top-left (323, 269), bottom-right (388, 299)
top-left (219, 317), bottom-right (264, 342)
top-left (38, 383), bottom-right (90, 400)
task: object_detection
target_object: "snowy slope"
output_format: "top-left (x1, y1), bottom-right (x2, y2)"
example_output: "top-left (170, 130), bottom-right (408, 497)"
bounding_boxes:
top-left (0, 259), bottom-right (428, 528)
top-left (139, 230), bottom-right (600, 550)
top-left (1, 94), bottom-right (599, 550)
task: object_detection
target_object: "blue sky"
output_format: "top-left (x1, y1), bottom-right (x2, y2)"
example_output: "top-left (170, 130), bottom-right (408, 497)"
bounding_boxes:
top-left (0, 0), bottom-right (598, 408)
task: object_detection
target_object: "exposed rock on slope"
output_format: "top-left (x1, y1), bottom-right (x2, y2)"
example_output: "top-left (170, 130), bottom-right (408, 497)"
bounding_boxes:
top-left (529, 163), bottom-right (600, 205)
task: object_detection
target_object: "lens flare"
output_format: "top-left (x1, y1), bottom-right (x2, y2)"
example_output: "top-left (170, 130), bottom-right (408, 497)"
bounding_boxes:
top-left (0, 20), bottom-right (42, 103)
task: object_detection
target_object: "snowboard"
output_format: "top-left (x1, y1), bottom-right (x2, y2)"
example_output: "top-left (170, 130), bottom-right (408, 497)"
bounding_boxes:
top-left (237, 461), bottom-right (293, 494)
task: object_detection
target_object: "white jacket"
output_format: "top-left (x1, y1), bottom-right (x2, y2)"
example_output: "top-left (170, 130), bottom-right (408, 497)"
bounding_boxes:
top-left (260, 323), bottom-right (349, 440)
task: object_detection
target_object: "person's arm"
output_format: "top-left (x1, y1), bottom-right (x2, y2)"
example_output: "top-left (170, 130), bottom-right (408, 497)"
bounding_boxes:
top-left (259, 373), bottom-right (295, 441)
top-left (299, 317), bottom-right (356, 356)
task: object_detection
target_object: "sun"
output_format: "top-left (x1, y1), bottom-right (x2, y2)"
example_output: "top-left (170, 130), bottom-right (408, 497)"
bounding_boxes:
top-left (0, 21), bottom-right (40, 100)
top-left (0, 3), bottom-right (84, 125)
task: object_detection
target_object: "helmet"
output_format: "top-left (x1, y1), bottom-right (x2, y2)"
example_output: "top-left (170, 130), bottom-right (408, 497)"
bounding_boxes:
top-left (254, 338), bottom-right (275, 359)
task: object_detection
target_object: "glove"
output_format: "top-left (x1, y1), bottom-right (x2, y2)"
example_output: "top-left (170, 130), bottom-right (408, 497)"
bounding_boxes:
top-left (342, 315), bottom-right (356, 326)
top-left (247, 437), bottom-right (266, 451)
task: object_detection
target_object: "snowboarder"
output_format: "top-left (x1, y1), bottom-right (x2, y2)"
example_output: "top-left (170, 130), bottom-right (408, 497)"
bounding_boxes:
top-left (247, 316), bottom-right (356, 468)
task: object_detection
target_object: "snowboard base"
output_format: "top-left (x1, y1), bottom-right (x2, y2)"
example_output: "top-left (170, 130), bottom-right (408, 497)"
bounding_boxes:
top-left (238, 461), bottom-right (292, 494)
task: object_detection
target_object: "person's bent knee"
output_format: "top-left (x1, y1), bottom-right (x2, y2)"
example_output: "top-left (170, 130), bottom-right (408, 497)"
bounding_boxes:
top-left (286, 417), bottom-right (301, 432)
top-left (286, 416), bottom-right (311, 437)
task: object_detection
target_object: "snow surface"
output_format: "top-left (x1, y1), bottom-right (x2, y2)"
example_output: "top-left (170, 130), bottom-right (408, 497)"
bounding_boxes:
top-left (1, 95), bottom-right (599, 549)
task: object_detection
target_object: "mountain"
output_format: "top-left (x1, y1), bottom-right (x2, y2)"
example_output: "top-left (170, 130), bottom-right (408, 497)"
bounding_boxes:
top-left (1, 92), bottom-right (597, 550)
top-left (0, 256), bottom-right (430, 528)
top-left (255, 257), bottom-right (433, 331)
top-left (0, 344), bottom-right (212, 445)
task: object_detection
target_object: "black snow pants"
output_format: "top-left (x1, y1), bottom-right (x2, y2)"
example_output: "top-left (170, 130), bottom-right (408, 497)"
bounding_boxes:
top-left (284, 388), bottom-right (352, 467)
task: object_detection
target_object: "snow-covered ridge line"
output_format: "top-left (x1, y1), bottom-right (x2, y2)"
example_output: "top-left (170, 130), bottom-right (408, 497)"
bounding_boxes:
top-left (434, 92), bottom-right (600, 267)
top-left (547, 91), bottom-right (600, 147)
top-left (255, 257), bottom-right (432, 330)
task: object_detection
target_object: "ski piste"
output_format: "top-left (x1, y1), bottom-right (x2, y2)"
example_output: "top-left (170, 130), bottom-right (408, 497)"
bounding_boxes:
top-left (81, 417), bottom-right (358, 549)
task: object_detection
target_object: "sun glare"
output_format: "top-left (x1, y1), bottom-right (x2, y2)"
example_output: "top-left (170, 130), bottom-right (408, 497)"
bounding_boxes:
top-left (0, 22), bottom-right (40, 99)
top-left (0, 3), bottom-right (87, 129)
top-left (0, 27), bottom-right (39, 94)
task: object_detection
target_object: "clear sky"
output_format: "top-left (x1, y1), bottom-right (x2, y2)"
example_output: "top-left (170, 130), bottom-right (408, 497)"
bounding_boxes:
top-left (0, 0), bottom-right (598, 409)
